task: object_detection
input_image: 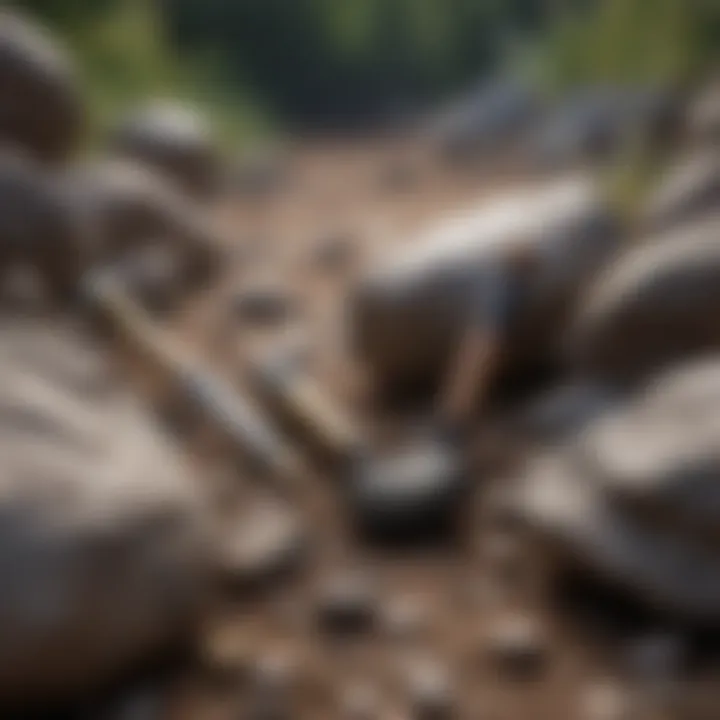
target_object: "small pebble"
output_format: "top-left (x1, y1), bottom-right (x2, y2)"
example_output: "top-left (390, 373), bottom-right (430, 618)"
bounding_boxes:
top-left (483, 614), bottom-right (548, 679)
top-left (580, 681), bottom-right (633, 720)
top-left (340, 682), bottom-right (381, 720)
top-left (220, 501), bottom-right (305, 588)
top-left (381, 596), bottom-right (429, 641)
top-left (233, 281), bottom-right (295, 325)
top-left (406, 658), bottom-right (456, 720)
top-left (246, 652), bottom-right (296, 720)
top-left (316, 571), bottom-right (378, 635)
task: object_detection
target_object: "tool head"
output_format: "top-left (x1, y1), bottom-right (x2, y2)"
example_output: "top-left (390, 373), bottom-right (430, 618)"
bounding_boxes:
top-left (347, 428), bottom-right (469, 543)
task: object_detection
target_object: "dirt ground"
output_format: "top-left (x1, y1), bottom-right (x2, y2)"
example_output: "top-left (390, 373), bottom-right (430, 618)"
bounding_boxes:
top-left (88, 137), bottom-right (714, 720)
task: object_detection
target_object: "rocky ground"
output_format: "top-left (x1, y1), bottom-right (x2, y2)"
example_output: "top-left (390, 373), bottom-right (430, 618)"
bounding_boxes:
top-left (70, 137), bottom-right (717, 720)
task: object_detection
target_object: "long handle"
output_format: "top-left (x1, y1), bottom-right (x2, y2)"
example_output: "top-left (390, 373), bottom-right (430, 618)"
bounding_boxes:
top-left (438, 246), bottom-right (537, 433)
top-left (84, 270), bottom-right (302, 483)
top-left (250, 351), bottom-right (366, 466)
top-left (438, 322), bottom-right (501, 432)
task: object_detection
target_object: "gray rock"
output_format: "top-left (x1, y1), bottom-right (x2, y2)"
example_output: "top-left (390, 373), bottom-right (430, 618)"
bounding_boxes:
top-left (482, 614), bottom-right (548, 679)
top-left (429, 77), bottom-right (539, 167)
top-left (0, 148), bottom-right (87, 303)
top-left (514, 381), bottom-right (617, 445)
top-left (68, 158), bottom-right (221, 288)
top-left (574, 360), bottom-right (720, 541)
top-left (0, 319), bottom-right (211, 702)
top-left (643, 150), bottom-right (720, 231)
top-left (516, 359), bottom-right (720, 622)
top-left (351, 176), bottom-right (621, 394)
top-left (220, 500), bottom-right (305, 588)
top-left (579, 681), bottom-right (634, 720)
top-left (567, 214), bottom-right (720, 381)
top-left (111, 101), bottom-right (220, 199)
top-left (0, 10), bottom-right (84, 163)
top-left (405, 658), bottom-right (456, 720)
top-left (316, 570), bottom-right (378, 635)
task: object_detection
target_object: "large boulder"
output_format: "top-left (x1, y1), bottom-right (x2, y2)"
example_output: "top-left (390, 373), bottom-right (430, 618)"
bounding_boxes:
top-left (110, 101), bottom-right (220, 199)
top-left (350, 176), bottom-right (622, 395)
top-left (0, 148), bottom-right (88, 303)
top-left (0, 10), bottom-right (84, 164)
top-left (567, 214), bottom-right (720, 381)
top-left (517, 359), bottom-right (720, 623)
top-left (642, 150), bottom-right (720, 231)
top-left (0, 317), bottom-right (212, 702)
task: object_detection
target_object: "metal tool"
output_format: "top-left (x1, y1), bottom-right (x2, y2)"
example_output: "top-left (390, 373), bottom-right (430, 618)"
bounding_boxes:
top-left (249, 299), bottom-right (504, 541)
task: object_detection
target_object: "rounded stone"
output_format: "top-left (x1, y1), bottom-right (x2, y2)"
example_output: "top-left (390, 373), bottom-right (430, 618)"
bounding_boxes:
top-left (111, 101), bottom-right (220, 199)
top-left (316, 571), bottom-right (379, 635)
top-left (482, 614), bottom-right (548, 679)
top-left (0, 10), bottom-right (85, 163)
top-left (405, 658), bottom-right (456, 720)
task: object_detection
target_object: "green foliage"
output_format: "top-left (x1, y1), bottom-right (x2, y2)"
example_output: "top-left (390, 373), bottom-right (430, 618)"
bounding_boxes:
top-left (539, 0), bottom-right (719, 92)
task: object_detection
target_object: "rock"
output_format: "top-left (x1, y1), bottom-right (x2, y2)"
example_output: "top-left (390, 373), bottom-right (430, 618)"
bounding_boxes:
top-left (0, 10), bottom-right (84, 163)
top-left (579, 681), bottom-right (633, 720)
top-left (568, 214), bottom-right (720, 381)
top-left (110, 101), bottom-right (220, 199)
top-left (348, 432), bottom-right (468, 544)
top-left (68, 158), bottom-right (221, 289)
top-left (220, 500), bottom-right (305, 589)
top-left (518, 422), bottom-right (720, 624)
top-left (642, 150), bottom-right (720, 231)
top-left (381, 596), bottom-right (430, 641)
top-left (429, 76), bottom-right (539, 167)
top-left (245, 651), bottom-right (298, 720)
top-left (351, 176), bottom-right (621, 396)
top-left (687, 81), bottom-right (720, 142)
top-left (316, 570), bottom-right (378, 635)
top-left (482, 614), bottom-right (548, 678)
top-left (0, 148), bottom-right (87, 304)
top-left (405, 658), bottom-right (456, 720)
top-left (339, 682), bottom-right (381, 720)
top-left (0, 319), bottom-right (211, 703)
top-left (515, 382), bottom-right (617, 445)
top-left (232, 279), bottom-right (296, 326)
top-left (573, 360), bottom-right (720, 540)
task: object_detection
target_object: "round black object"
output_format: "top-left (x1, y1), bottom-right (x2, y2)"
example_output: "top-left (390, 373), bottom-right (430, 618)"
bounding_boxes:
top-left (347, 434), bottom-right (468, 545)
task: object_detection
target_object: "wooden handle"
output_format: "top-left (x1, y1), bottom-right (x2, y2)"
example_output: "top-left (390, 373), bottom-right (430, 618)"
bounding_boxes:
top-left (85, 270), bottom-right (302, 483)
top-left (438, 323), bottom-right (501, 431)
top-left (251, 352), bottom-right (366, 465)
